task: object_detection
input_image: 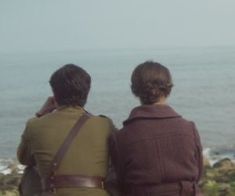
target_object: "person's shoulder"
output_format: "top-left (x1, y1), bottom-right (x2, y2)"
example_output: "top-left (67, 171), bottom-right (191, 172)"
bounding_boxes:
top-left (25, 116), bottom-right (40, 127)
top-left (88, 114), bottom-right (117, 132)
top-left (89, 114), bottom-right (113, 124)
top-left (25, 111), bottom-right (59, 128)
top-left (98, 114), bottom-right (108, 118)
top-left (176, 116), bottom-right (199, 137)
top-left (179, 117), bottom-right (197, 129)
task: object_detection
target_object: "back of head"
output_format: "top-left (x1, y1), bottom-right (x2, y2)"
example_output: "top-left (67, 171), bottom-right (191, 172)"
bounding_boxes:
top-left (131, 61), bottom-right (173, 105)
top-left (49, 64), bottom-right (91, 107)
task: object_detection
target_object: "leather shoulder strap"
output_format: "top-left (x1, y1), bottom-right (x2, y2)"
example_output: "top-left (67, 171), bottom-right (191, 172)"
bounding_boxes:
top-left (47, 112), bottom-right (91, 178)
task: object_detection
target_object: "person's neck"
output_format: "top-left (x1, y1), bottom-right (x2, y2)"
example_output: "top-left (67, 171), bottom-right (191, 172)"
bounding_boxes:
top-left (154, 97), bottom-right (167, 105)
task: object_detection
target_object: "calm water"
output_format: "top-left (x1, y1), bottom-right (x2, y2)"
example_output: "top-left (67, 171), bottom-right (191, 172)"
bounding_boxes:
top-left (0, 46), bottom-right (235, 158)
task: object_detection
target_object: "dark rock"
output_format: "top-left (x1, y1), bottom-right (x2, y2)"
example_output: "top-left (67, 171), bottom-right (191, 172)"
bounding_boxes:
top-left (213, 158), bottom-right (235, 170)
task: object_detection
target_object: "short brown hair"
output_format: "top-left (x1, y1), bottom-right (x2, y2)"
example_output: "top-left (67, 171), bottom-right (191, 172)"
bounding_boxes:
top-left (131, 61), bottom-right (173, 105)
top-left (49, 64), bottom-right (91, 107)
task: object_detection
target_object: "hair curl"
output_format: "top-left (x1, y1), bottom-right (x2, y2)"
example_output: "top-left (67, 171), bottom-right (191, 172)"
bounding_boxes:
top-left (131, 61), bottom-right (173, 105)
top-left (49, 64), bottom-right (91, 107)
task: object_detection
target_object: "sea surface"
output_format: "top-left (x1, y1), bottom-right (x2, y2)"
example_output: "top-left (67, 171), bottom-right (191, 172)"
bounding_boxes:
top-left (0, 46), bottom-right (235, 161)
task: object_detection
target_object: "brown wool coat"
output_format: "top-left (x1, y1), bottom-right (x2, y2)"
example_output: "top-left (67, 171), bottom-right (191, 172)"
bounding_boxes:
top-left (109, 104), bottom-right (203, 196)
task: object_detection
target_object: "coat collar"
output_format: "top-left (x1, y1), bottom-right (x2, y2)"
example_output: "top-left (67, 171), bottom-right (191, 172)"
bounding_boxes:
top-left (124, 104), bottom-right (181, 125)
top-left (56, 106), bottom-right (86, 115)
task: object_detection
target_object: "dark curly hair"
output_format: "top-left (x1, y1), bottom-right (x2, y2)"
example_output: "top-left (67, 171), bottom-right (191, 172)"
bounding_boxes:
top-left (131, 61), bottom-right (173, 105)
top-left (49, 64), bottom-right (91, 107)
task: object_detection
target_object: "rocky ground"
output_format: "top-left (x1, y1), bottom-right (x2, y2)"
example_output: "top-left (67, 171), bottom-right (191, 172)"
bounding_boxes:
top-left (1, 158), bottom-right (235, 196)
top-left (0, 161), bottom-right (21, 196)
top-left (201, 158), bottom-right (235, 196)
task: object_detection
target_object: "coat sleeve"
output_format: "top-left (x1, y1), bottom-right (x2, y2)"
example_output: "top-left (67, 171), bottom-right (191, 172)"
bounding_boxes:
top-left (192, 122), bottom-right (203, 182)
top-left (108, 132), bottom-right (123, 194)
top-left (17, 120), bottom-right (34, 166)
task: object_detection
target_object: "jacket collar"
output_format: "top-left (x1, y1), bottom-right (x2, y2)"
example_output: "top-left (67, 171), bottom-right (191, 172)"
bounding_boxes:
top-left (124, 104), bottom-right (181, 125)
top-left (56, 106), bottom-right (86, 115)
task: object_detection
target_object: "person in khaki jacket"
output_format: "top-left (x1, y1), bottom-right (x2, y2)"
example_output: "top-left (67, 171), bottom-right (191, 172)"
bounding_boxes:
top-left (17, 64), bottom-right (115, 196)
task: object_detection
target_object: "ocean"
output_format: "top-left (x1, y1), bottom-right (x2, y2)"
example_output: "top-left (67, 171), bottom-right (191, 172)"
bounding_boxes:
top-left (0, 46), bottom-right (235, 161)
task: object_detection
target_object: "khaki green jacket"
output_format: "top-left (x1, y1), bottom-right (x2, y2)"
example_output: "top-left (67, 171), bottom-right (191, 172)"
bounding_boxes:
top-left (18, 106), bottom-right (114, 196)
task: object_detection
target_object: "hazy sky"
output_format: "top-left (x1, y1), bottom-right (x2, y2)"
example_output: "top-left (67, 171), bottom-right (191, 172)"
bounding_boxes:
top-left (1, 0), bottom-right (235, 52)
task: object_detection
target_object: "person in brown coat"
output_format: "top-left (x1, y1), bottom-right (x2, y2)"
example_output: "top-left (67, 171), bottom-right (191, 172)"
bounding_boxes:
top-left (109, 61), bottom-right (203, 196)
